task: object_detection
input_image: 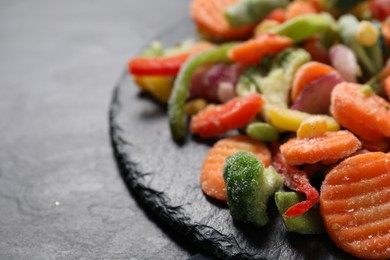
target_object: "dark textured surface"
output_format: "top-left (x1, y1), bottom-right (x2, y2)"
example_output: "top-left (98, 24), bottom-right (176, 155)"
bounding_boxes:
top-left (110, 19), bottom-right (357, 260)
top-left (0, 0), bottom-right (199, 259)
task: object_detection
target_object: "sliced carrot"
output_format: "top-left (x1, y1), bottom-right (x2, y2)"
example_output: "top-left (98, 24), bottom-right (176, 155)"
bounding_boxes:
top-left (330, 82), bottom-right (390, 141)
top-left (190, 93), bottom-right (264, 138)
top-left (129, 42), bottom-right (214, 76)
top-left (201, 135), bottom-right (271, 201)
top-left (320, 152), bottom-right (390, 259)
top-left (265, 8), bottom-right (286, 23)
top-left (228, 33), bottom-right (293, 64)
top-left (285, 1), bottom-right (318, 20)
top-left (291, 61), bottom-right (336, 102)
top-left (191, 0), bottom-right (254, 40)
top-left (280, 130), bottom-right (361, 165)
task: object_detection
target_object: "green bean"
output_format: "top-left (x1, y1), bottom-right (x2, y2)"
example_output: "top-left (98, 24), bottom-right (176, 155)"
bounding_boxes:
top-left (269, 14), bottom-right (332, 43)
top-left (168, 43), bottom-right (236, 141)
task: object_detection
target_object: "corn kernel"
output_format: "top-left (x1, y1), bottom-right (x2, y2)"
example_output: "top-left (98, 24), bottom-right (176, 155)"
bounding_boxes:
top-left (184, 98), bottom-right (207, 116)
top-left (297, 117), bottom-right (327, 139)
top-left (355, 21), bottom-right (379, 47)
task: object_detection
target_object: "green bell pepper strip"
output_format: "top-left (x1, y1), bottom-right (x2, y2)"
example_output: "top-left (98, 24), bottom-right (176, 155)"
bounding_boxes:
top-left (338, 15), bottom-right (383, 76)
top-left (275, 191), bottom-right (325, 234)
top-left (168, 43), bottom-right (236, 141)
top-left (268, 14), bottom-right (334, 43)
top-left (224, 0), bottom-right (288, 28)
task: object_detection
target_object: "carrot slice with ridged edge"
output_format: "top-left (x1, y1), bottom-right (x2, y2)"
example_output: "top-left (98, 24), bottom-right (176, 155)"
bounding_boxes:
top-left (191, 0), bottom-right (254, 40)
top-left (330, 82), bottom-right (390, 141)
top-left (190, 93), bottom-right (265, 138)
top-left (291, 61), bottom-right (336, 102)
top-left (200, 135), bottom-right (271, 201)
top-left (320, 152), bottom-right (390, 260)
top-left (280, 130), bottom-right (361, 165)
top-left (228, 33), bottom-right (293, 65)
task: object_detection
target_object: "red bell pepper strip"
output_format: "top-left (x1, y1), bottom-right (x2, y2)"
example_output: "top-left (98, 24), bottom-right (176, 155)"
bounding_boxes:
top-left (272, 146), bottom-right (320, 217)
top-left (129, 42), bottom-right (214, 76)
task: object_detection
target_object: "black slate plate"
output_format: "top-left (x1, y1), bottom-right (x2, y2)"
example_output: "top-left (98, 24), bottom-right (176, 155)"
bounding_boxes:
top-left (110, 17), bottom-right (357, 260)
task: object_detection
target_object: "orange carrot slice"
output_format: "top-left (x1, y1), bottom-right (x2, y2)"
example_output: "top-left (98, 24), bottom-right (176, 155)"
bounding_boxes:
top-left (228, 33), bottom-right (293, 64)
top-left (320, 152), bottom-right (390, 259)
top-left (330, 82), bottom-right (390, 141)
top-left (280, 130), bottom-right (361, 165)
top-left (191, 0), bottom-right (254, 40)
top-left (291, 61), bottom-right (336, 102)
top-left (201, 135), bottom-right (271, 201)
top-left (190, 93), bottom-right (265, 138)
top-left (285, 1), bottom-right (318, 20)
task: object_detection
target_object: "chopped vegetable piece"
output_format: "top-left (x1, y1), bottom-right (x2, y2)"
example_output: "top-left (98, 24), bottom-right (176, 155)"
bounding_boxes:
top-left (272, 150), bottom-right (320, 217)
top-left (291, 72), bottom-right (344, 114)
top-left (184, 98), bottom-right (207, 116)
top-left (320, 152), bottom-right (390, 260)
top-left (168, 43), bottom-right (236, 141)
top-left (223, 151), bottom-right (284, 226)
top-left (224, 0), bottom-right (288, 28)
top-left (265, 8), bottom-right (286, 23)
top-left (303, 37), bottom-right (330, 64)
top-left (266, 106), bottom-right (340, 132)
top-left (330, 82), bottom-right (390, 141)
top-left (291, 61), bottom-right (336, 102)
top-left (189, 63), bottom-right (243, 102)
top-left (191, 0), bottom-right (254, 40)
top-left (268, 14), bottom-right (333, 43)
top-left (275, 191), bottom-right (325, 234)
top-left (228, 33), bottom-right (292, 65)
top-left (201, 135), bottom-right (271, 201)
top-left (129, 42), bottom-right (214, 76)
top-left (190, 93), bottom-right (264, 138)
top-left (246, 122), bottom-right (279, 142)
top-left (297, 117), bottom-right (327, 139)
top-left (329, 44), bottom-right (361, 82)
top-left (385, 76), bottom-right (390, 99)
top-left (339, 15), bottom-right (383, 76)
top-left (356, 21), bottom-right (380, 47)
top-left (254, 19), bottom-right (280, 35)
top-left (280, 130), bottom-right (361, 165)
top-left (134, 76), bottom-right (174, 103)
top-left (285, 1), bottom-right (318, 20)
top-left (370, 0), bottom-right (390, 21)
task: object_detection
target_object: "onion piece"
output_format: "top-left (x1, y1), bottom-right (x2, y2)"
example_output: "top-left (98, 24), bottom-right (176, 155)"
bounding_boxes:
top-left (329, 44), bottom-right (361, 83)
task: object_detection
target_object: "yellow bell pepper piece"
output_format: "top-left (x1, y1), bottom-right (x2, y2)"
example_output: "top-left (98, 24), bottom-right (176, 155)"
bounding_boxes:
top-left (265, 106), bottom-right (339, 132)
top-left (134, 76), bottom-right (174, 103)
top-left (297, 117), bottom-right (327, 139)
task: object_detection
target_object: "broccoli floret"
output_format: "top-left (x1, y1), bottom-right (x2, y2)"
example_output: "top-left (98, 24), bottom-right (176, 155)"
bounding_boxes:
top-left (223, 151), bottom-right (284, 226)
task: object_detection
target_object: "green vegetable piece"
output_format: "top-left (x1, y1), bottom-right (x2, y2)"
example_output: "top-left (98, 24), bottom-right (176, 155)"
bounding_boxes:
top-left (223, 152), bottom-right (284, 226)
top-left (224, 0), bottom-right (288, 28)
top-left (168, 43), bottom-right (236, 141)
top-left (141, 41), bottom-right (164, 57)
top-left (246, 122), bottom-right (279, 142)
top-left (274, 48), bottom-right (311, 89)
top-left (269, 14), bottom-right (332, 43)
top-left (275, 192), bottom-right (325, 234)
top-left (338, 15), bottom-right (383, 76)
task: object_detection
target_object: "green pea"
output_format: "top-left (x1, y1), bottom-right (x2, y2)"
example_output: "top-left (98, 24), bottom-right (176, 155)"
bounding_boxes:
top-left (247, 122), bottom-right (279, 142)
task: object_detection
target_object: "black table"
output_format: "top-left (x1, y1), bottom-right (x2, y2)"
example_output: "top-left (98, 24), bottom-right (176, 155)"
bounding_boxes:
top-left (0, 0), bottom-right (201, 258)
